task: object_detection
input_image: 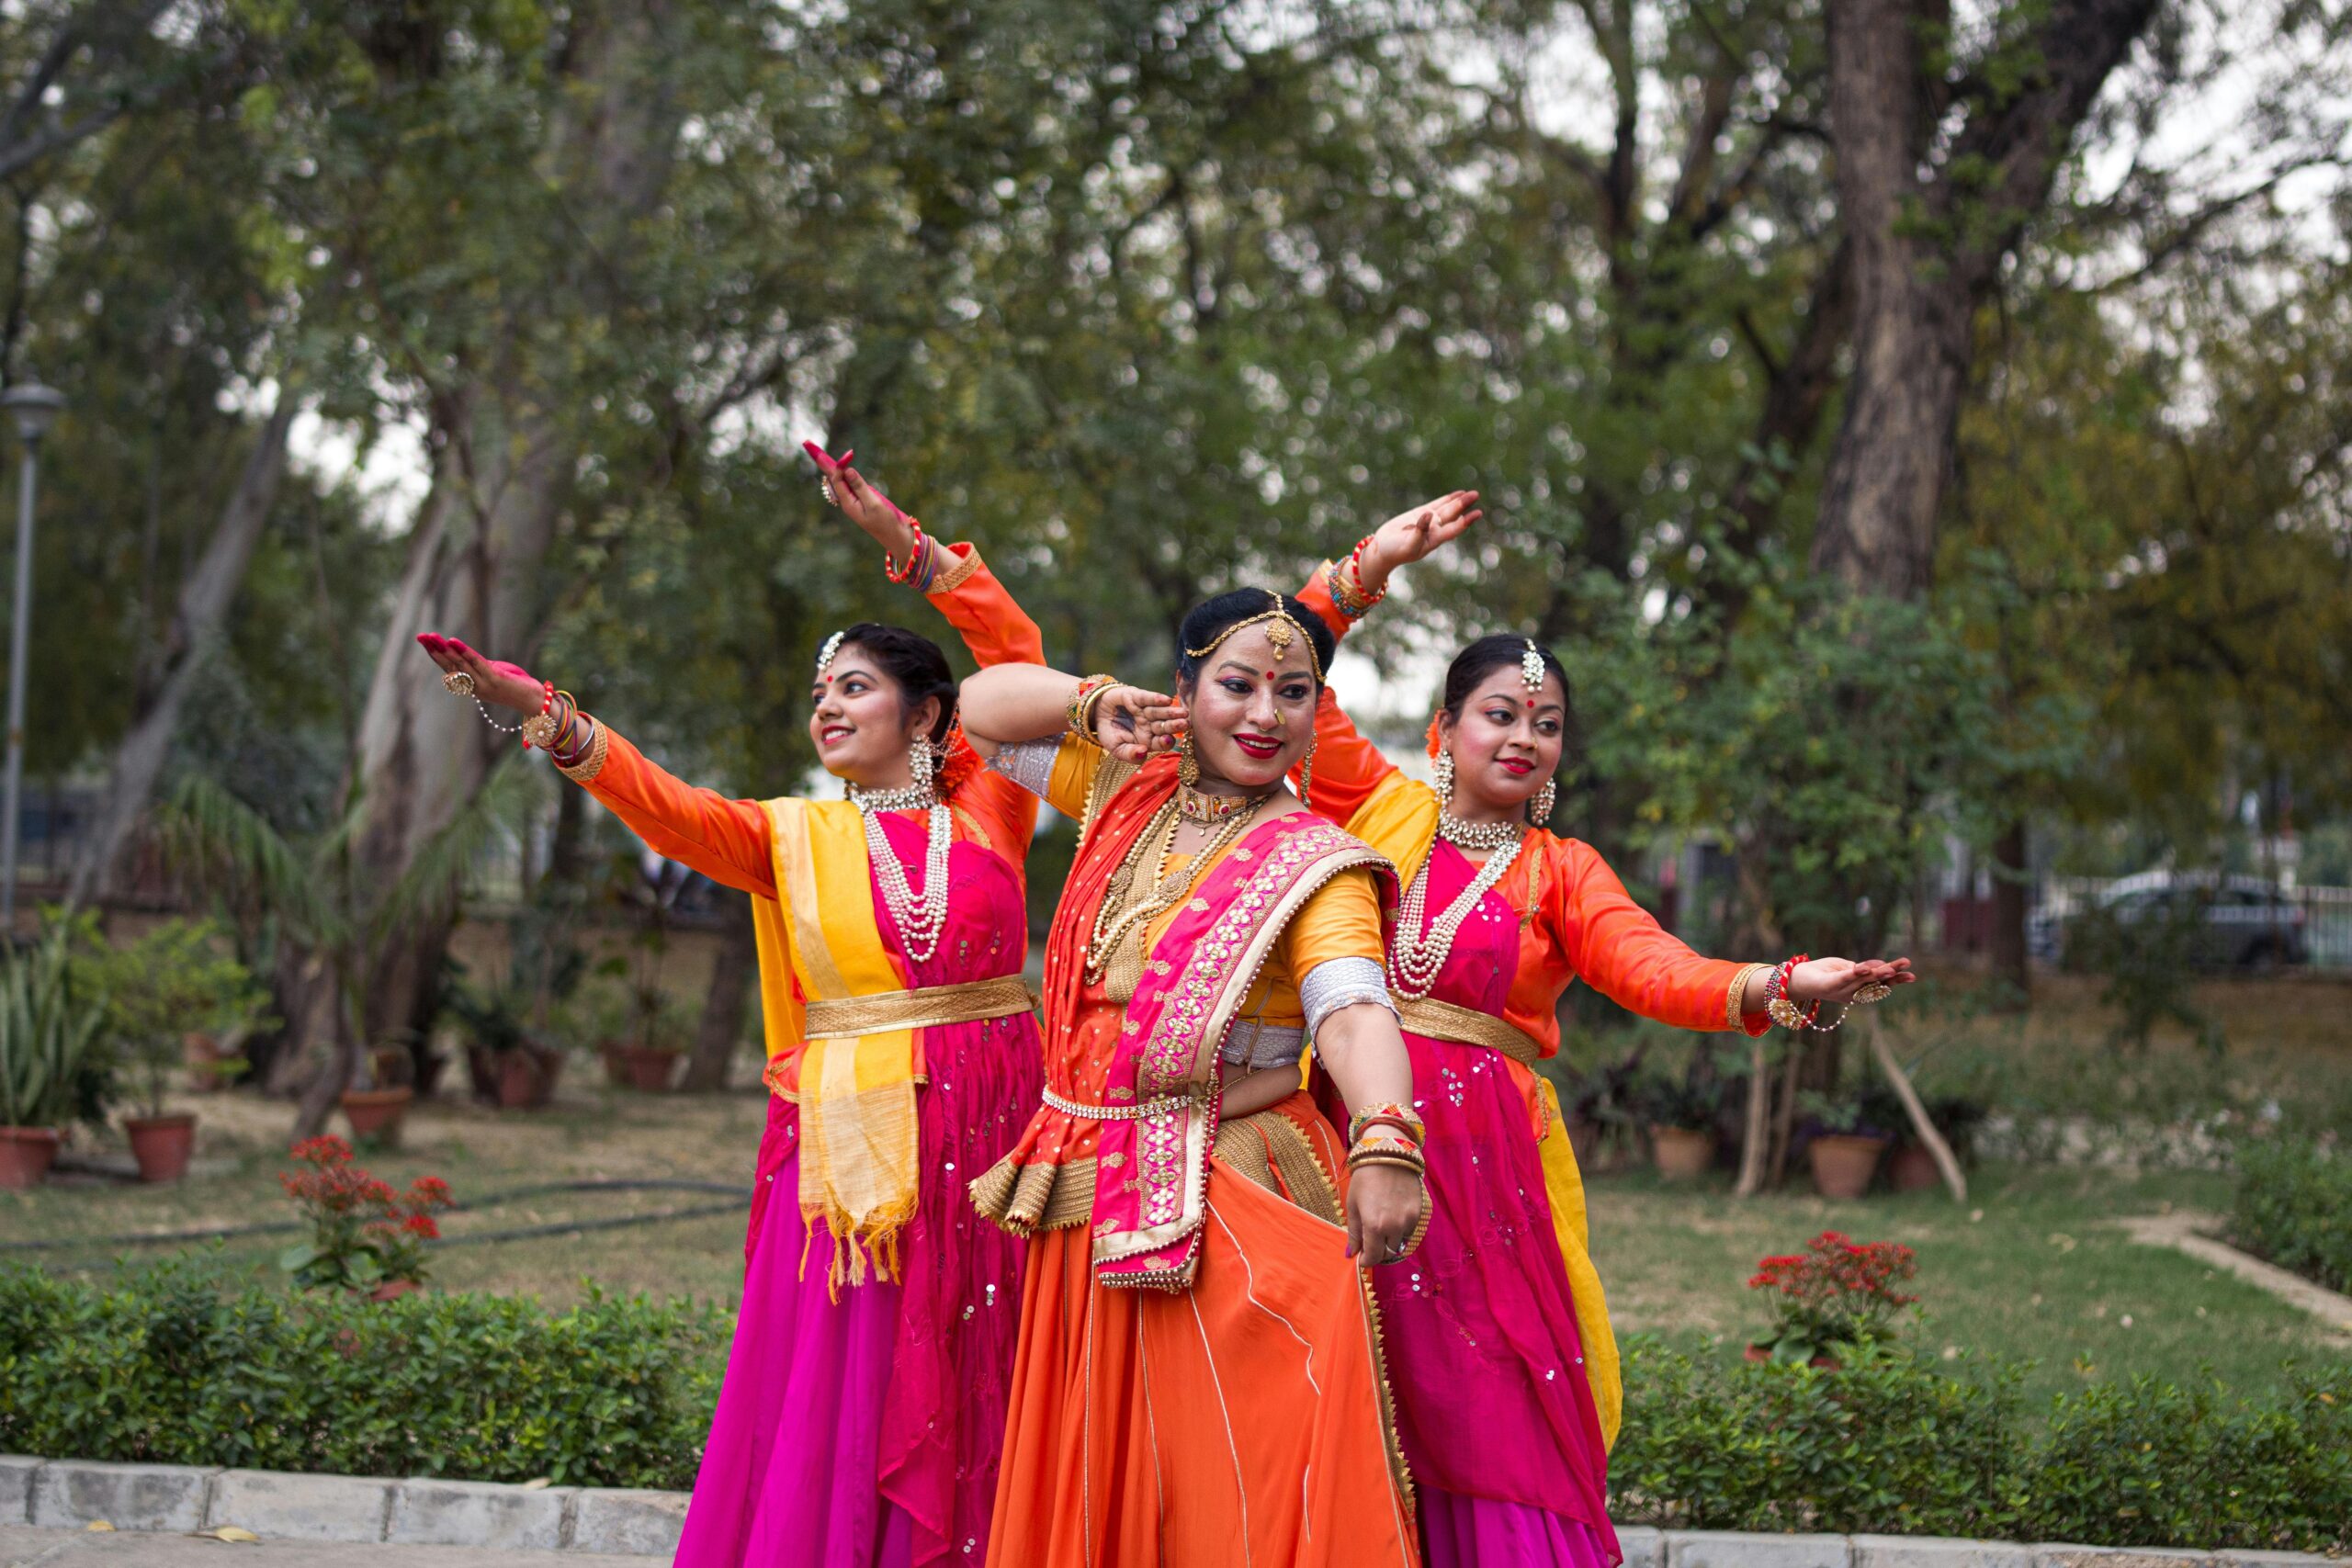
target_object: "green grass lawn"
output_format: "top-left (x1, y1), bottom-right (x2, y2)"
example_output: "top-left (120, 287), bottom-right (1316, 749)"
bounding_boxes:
top-left (7, 1076), bottom-right (2343, 1409)
top-left (1583, 1161), bottom-right (2345, 1409)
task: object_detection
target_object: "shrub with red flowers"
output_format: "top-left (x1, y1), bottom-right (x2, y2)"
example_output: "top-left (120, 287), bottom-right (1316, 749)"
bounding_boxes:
top-left (277, 1134), bottom-right (456, 1295)
top-left (1747, 1229), bottom-right (1919, 1364)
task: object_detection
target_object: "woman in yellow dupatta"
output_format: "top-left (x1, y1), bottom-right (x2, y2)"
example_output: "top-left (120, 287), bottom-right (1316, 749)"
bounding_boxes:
top-left (958, 582), bottom-right (1451, 1568)
top-left (1283, 502), bottom-right (1916, 1568)
top-left (415, 446), bottom-right (1045, 1568)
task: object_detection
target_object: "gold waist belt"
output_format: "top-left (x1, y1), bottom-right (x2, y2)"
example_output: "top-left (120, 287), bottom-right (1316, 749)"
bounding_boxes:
top-left (1039, 1085), bottom-right (1206, 1122)
top-left (802, 975), bottom-right (1038, 1040)
top-left (1396, 995), bottom-right (1542, 1066)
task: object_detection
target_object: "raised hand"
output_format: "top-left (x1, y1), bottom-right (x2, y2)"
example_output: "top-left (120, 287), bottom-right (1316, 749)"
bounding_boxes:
top-left (803, 441), bottom-right (918, 561)
top-left (416, 634), bottom-right (543, 713)
top-left (1093, 685), bottom-right (1183, 764)
top-left (1355, 490), bottom-right (1482, 594)
top-left (1787, 956), bottom-right (1917, 1006)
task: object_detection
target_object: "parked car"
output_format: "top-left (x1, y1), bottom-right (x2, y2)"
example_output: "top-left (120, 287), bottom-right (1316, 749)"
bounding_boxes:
top-left (2030, 871), bottom-right (2309, 970)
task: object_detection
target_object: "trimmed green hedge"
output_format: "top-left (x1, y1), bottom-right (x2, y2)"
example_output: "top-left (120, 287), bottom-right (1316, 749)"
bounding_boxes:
top-left (4, 1267), bottom-right (2345, 1551)
top-left (2233, 1134), bottom-right (2352, 1294)
top-left (1612, 1337), bottom-right (2351, 1551)
top-left (0, 1262), bottom-right (725, 1488)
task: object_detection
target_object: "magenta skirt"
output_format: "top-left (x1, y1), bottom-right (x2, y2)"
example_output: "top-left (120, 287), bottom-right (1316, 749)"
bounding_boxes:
top-left (673, 1007), bottom-right (1035, 1568)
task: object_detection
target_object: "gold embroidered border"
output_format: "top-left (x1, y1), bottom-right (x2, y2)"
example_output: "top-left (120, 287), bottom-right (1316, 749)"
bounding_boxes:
top-left (801, 976), bottom-right (1036, 1039)
top-left (1215, 1110), bottom-right (1343, 1227)
top-left (1396, 996), bottom-right (1543, 1065)
top-left (926, 541), bottom-right (983, 594)
top-left (1358, 1262), bottom-right (1418, 1529)
top-left (556, 720), bottom-right (610, 784)
top-left (967, 1154), bottom-right (1097, 1235)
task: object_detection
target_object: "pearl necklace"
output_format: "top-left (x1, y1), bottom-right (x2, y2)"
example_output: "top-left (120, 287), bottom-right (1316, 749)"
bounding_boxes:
top-left (848, 780), bottom-right (952, 964)
top-left (1389, 817), bottom-right (1526, 1001)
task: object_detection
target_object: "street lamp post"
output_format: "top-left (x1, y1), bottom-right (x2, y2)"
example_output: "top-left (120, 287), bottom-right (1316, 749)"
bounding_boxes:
top-left (0, 382), bottom-right (65, 930)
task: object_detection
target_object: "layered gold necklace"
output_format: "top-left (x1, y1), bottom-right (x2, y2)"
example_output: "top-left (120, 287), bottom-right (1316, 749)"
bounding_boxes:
top-left (1085, 785), bottom-right (1272, 1001)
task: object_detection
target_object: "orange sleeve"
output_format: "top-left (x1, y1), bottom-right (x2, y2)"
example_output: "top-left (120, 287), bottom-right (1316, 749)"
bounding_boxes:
top-left (1291, 564), bottom-right (1402, 828)
top-left (923, 541), bottom-right (1043, 863)
top-left (925, 542), bottom-right (1045, 669)
top-left (1304, 688), bottom-right (1402, 829)
top-left (569, 726), bottom-right (778, 901)
top-left (1295, 560), bottom-right (1356, 643)
top-left (1544, 839), bottom-right (1767, 1035)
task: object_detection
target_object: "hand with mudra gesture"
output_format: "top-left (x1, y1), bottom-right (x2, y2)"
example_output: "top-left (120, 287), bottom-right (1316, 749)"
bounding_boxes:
top-left (802, 440), bottom-right (931, 571)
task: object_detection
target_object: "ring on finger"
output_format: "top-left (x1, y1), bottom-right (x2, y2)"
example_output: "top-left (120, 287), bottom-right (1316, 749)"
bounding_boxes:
top-left (442, 671), bottom-right (476, 697)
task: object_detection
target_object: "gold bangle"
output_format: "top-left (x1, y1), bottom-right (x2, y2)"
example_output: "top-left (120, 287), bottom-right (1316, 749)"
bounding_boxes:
top-left (556, 717), bottom-right (609, 784)
top-left (1726, 962), bottom-right (1770, 1030)
top-left (1067, 673), bottom-right (1121, 739)
top-left (1345, 1149), bottom-right (1429, 1177)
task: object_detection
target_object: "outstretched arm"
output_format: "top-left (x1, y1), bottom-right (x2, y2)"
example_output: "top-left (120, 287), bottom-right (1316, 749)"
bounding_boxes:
top-left (801, 442), bottom-right (1044, 670)
top-left (414, 637), bottom-right (778, 900)
top-left (1546, 840), bottom-right (1912, 1030)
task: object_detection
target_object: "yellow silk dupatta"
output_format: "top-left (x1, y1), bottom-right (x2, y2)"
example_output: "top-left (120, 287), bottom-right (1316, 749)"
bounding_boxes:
top-left (751, 797), bottom-right (921, 1292)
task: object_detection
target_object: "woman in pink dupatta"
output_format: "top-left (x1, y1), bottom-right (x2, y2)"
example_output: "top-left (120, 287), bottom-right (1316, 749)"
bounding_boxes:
top-left (416, 446), bottom-right (1045, 1568)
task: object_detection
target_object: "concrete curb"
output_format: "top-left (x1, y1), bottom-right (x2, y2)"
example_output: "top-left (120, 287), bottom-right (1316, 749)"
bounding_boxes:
top-left (1, 1456), bottom-right (2341, 1562)
top-left (1, 1459), bottom-right (687, 1558)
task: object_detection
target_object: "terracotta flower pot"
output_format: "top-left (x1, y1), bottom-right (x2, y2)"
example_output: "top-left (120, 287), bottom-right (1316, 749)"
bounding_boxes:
top-left (495, 1051), bottom-right (543, 1110)
top-left (0, 1125), bottom-right (61, 1190)
top-left (624, 1044), bottom-right (677, 1093)
top-left (125, 1112), bottom-right (198, 1183)
top-left (1649, 1123), bottom-right (1714, 1180)
top-left (1808, 1133), bottom-right (1891, 1200)
top-left (601, 1040), bottom-right (632, 1087)
top-left (341, 1087), bottom-right (413, 1144)
top-left (1888, 1142), bottom-right (1942, 1193)
top-left (183, 1032), bottom-right (232, 1093)
top-left (369, 1279), bottom-right (423, 1304)
top-left (1745, 1343), bottom-right (1841, 1371)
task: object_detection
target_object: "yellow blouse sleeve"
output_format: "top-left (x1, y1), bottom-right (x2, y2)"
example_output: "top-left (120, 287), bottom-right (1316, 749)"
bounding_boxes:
top-left (1043, 732), bottom-right (1105, 821)
top-left (1277, 864), bottom-right (1387, 974)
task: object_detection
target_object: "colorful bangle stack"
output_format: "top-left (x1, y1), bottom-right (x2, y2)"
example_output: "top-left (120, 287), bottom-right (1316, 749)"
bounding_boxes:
top-left (885, 516), bottom-right (933, 587)
top-left (519, 682), bottom-right (569, 750)
top-left (1323, 536), bottom-right (1388, 619)
top-left (1346, 1101), bottom-right (1425, 1148)
top-left (1766, 954), bottom-right (1857, 1032)
top-left (1067, 672), bottom-right (1122, 739)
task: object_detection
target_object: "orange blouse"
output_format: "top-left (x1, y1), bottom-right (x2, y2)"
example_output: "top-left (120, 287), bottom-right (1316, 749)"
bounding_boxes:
top-left (559, 542), bottom-right (1042, 895)
top-left (1295, 569), bottom-right (1766, 1050)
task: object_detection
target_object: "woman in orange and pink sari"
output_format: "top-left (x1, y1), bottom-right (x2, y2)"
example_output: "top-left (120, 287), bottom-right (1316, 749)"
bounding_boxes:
top-left (957, 583), bottom-right (1442, 1568)
top-left (1287, 506), bottom-right (1916, 1568)
top-left (414, 446), bottom-right (1044, 1568)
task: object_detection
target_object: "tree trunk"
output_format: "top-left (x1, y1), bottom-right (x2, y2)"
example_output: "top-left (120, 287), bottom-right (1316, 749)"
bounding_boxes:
top-left (1812, 0), bottom-right (2161, 596)
top-left (682, 891), bottom-right (756, 1092)
top-left (65, 401), bottom-right (296, 905)
top-left (1811, 0), bottom-right (1968, 599)
top-left (1988, 817), bottom-right (2031, 1008)
top-left (339, 0), bottom-right (684, 1060)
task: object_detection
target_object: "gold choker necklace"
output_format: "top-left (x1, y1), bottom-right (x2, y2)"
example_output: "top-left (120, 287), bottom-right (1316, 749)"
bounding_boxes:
top-left (1178, 784), bottom-right (1271, 823)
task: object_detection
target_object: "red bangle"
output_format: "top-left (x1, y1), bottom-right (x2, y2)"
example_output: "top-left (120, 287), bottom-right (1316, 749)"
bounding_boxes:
top-left (885, 517), bottom-right (927, 583)
top-left (1766, 955), bottom-right (1819, 1030)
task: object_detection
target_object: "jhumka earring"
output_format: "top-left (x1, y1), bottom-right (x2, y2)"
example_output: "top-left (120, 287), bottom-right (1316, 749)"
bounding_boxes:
top-left (1177, 730), bottom-right (1201, 788)
top-left (1432, 748), bottom-right (1455, 809)
top-left (1297, 731), bottom-right (1317, 809)
top-left (1529, 774), bottom-right (1557, 828)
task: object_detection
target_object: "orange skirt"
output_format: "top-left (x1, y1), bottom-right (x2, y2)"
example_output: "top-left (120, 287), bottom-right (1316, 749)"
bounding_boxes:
top-left (986, 1092), bottom-right (1420, 1568)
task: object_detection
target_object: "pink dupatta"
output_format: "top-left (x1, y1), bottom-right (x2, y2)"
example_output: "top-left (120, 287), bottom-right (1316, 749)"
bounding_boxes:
top-left (1088, 813), bottom-right (1391, 1291)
